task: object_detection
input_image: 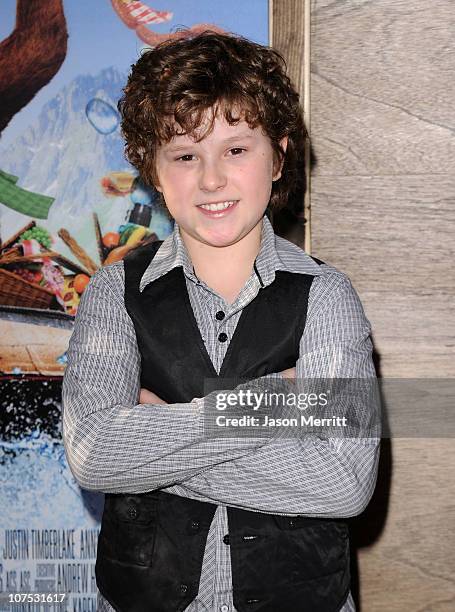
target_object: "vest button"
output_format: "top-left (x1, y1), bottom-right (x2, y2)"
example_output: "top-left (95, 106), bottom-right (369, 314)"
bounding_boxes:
top-left (190, 520), bottom-right (200, 532)
top-left (127, 506), bottom-right (138, 519)
top-left (215, 310), bottom-right (225, 321)
top-left (289, 518), bottom-right (295, 528)
top-left (223, 534), bottom-right (230, 545)
top-left (180, 584), bottom-right (188, 595)
top-left (218, 332), bottom-right (228, 343)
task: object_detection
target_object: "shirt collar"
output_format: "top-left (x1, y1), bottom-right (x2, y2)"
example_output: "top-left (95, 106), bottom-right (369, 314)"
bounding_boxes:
top-left (139, 214), bottom-right (322, 293)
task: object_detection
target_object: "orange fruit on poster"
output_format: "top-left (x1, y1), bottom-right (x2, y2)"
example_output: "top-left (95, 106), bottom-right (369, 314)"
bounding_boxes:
top-left (102, 232), bottom-right (120, 248)
top-left (73, 274), bottom-right (91, 294)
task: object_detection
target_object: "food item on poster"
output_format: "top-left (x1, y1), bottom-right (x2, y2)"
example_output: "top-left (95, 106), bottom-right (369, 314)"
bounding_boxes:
top-left (11, 265), bottom-right (43, 285)
top-left (101, 231), bottom-right (120, 248)
top-left (119, 223), bottom-right (148, 246)
top-left (19, 238), bottom-right (43, 257)
top-left (103, 243), bottom-right (133, 264)
top-left (19, 225), bottom-right (53, 250)
top-left (0, 222), bottom-right (89, 315)
top-left (100, 171), bottom-right (135, 197)
top-left (0, 210), bottom-right (158, 317)
top-left (41, 259), bottom-right (65, 303)
top-left (58, 229), bottom-right (99, 275)
top-left (73, 274), bottom-right (90, 294)
top-left (62, 276), bottom-right (81, 316)
top-left (93, 211), bottom-right (109, 263)
top-left (104, 223), bottom-right (157, 264)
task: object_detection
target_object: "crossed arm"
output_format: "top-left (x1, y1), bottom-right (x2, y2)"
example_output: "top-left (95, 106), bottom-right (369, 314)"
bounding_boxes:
top-left (62, 264), bottom-right (284, 493)
top-left (62, 262), bottom-right (380, 517)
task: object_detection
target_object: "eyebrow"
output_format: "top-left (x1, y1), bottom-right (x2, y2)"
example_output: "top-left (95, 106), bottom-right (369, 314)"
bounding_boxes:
top-left (163, 132), bottom-right (255, 153)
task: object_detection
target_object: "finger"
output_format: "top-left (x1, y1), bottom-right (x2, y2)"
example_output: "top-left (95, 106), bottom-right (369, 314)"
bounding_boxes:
top-left (139, 388), bottom-right (165, 404)
top-left (281, 366), bottom-right (296, 379)
top-left (139, 389), bottom-right (158, 404)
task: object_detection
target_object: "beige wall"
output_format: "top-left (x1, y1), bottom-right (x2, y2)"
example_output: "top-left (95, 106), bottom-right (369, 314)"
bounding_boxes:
top-left (308, 0), bottom-right (455, 609)
top-left (310, 0), bottom-right (454, 377)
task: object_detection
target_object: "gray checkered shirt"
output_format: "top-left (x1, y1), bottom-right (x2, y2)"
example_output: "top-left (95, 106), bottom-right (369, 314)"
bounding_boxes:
top-left (62, 215), bottom-right (379, 612)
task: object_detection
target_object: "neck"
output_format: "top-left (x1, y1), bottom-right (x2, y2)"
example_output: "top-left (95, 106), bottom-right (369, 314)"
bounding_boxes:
top-left (180, 222), bottom-right (263, 285)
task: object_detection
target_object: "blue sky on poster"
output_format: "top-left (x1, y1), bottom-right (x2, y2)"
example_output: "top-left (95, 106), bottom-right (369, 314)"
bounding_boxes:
top-left (0, 0), bottom-right (269, 148)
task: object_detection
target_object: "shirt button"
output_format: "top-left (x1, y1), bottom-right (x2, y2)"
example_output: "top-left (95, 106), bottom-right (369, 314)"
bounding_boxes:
top-left (218, 332), bottom-right (228, 343)
top-left (215, 310), bottom-right (225, 321)
top-left (220, 605), bottom-right (229, 612)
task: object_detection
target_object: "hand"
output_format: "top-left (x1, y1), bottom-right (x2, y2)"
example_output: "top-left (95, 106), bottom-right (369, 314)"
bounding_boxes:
top-left (139, 388), bottom-right (167, 405)
top-left (280, 366), bottom-right (296, 381)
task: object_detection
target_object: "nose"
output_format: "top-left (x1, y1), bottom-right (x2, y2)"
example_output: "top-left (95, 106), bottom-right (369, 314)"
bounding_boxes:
top-left (198, 159), bottom-right (227, 192)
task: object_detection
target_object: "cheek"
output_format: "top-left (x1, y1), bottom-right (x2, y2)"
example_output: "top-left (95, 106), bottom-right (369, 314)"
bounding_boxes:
top-left (157, 172), bottom-right (195, 214)
top-left (244, 158), bottom-right (275, 189)
top-left (155, 167), bottom-right (182, 196)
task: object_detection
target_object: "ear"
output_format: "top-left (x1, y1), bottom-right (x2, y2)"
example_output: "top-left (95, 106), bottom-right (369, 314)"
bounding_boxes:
top-left (272, 136), bottom-right (289, 181)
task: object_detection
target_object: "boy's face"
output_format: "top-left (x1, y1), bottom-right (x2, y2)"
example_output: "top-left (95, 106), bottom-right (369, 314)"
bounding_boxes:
top-left (154, 111), bottom-right (286, 250)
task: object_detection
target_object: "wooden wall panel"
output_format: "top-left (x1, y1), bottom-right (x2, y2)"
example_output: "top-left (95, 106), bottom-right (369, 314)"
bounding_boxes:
top-left (311, 0), bottom-right (455, 176)
top-left (271, 0), bottom-right (308, 248)
top-left (271, 0), bottom-right (306, 94)
top-left (310, 0), bottom-right (455, 378)
top-left (311, 174), bottom-right (455, 377)
top-left (272, 0), bottom-right (455, 610)
top-left (355, 439), bottom-right (455, 611)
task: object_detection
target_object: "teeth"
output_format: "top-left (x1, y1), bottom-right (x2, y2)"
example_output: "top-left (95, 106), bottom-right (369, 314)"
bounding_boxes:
top-left (200, 200), bottom-right (236, 211)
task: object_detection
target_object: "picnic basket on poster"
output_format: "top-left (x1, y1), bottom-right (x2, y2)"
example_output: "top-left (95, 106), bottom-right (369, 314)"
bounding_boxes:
top-left (0, 215), bottom-right (158, 316)
top-left (0, 215), bottom-right (157, 376)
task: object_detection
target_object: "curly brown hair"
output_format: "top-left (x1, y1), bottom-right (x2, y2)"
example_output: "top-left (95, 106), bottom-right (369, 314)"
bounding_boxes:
top-left (118, 30), bottom-right (307, 211)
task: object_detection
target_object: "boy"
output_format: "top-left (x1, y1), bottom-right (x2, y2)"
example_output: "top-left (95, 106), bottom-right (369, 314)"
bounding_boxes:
top-left (62, 31), bottom-right (379, 612)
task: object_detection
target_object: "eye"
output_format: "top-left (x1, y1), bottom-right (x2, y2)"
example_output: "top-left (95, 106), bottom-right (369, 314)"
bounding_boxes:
top-left (229, 147), bottom-right (246, 156)
top-left (176, 154), bottom-right (196, 162)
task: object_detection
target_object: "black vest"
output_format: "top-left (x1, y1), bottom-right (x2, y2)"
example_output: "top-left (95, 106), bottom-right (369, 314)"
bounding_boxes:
top-left (95, 240), bottom-right (350, 612)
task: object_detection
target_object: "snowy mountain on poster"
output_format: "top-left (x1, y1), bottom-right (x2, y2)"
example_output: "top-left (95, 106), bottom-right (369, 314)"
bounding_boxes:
top-left (0, 67), bottom-right (172, 261)
top-left (0, 66), bottom-right (129, 220)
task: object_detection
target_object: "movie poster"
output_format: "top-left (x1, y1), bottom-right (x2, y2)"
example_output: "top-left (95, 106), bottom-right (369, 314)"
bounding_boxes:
top-left (0, 1), bottom-right (269, 609)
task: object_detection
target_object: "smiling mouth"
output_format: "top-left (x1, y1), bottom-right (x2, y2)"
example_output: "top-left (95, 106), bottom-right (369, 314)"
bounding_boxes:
top-left (197, 200), bottom-right (238, 212)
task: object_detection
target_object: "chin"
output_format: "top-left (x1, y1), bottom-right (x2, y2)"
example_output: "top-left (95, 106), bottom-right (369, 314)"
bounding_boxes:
top-left (198, 225), bottom-right (249, 248)
top-left (201, 234), bottom-right (241, 248)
